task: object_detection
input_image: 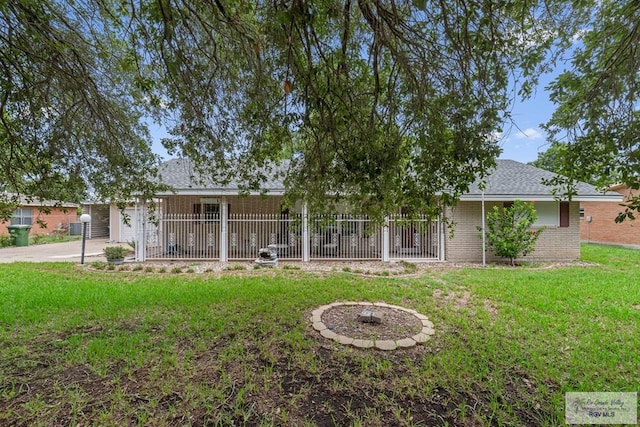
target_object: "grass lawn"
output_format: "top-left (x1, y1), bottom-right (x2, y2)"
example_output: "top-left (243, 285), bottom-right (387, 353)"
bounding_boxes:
top-left (0, 244), bottom-right (638, 426)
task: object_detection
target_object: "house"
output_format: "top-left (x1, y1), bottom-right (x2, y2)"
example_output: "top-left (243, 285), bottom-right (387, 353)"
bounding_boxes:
top-left (579, 184), bottom-right (640, 247)
top-left (0, 194), bottom-right (79, 236)
top-left (447, 160), bottom-right (622, 262)
top-left (127, 159), bottom-right (622, 263)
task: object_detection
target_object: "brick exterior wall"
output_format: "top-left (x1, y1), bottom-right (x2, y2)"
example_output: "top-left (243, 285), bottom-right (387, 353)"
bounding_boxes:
top-left (445, 201), bottom-right (581, 262)
top-left (0, 206), bottom-right (78, 236)
top-left (580, 186), bottom-right (640, 246)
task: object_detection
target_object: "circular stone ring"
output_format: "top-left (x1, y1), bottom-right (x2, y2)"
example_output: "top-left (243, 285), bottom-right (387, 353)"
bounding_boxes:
top-left (310, 301), bottom-right (435, 351)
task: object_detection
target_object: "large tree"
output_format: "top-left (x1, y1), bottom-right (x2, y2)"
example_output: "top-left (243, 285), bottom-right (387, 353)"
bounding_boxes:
top-left (0, 1), bottom-right (165, 220)
top-left (1, 0), bottom-right (584, 221)
top-left (125, 0), bottom-right (581, 219)
top-left (543, 0), bottom-right (640, 219)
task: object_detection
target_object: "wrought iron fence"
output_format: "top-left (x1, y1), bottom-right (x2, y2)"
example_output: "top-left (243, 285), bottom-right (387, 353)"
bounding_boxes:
top-left (308, 215), bottom-right (381, 260)
top-left (145, 213), bottom-right (221, 260)
top-left (145, 213), bottom-right (442, 261)
top-left (388, 215), bottom-right (440, 260)
top-left (228, 213), bottom-right (302, 260)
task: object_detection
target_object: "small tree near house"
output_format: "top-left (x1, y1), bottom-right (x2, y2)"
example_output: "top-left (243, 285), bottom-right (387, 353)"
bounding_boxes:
top-left (480, 200), bottom-right (544, 265)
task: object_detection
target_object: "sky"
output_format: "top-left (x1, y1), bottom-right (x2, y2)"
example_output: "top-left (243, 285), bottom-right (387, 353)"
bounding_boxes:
top-left (497, 72), bottom-right (559, 164)
top-left (149, 73), bottom-right (560, 165)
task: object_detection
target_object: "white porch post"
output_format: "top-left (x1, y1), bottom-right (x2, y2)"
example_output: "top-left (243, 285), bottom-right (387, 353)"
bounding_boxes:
top-left (481, 190), bottom-right (486, 266)
top-left (382, 216), bottom-right (390, 262)
top-left (220, 198), bottom-right (228, 262)
top-left (439, 215), bottom-right (446, 261)
top-left (135, 199), bottom-right (147, 262)
top-left (302, 203), bottom-right (310, 262)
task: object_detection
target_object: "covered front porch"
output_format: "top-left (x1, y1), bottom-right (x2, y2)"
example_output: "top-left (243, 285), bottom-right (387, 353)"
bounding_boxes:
top-left (133, 195), bottom-right (444, 262)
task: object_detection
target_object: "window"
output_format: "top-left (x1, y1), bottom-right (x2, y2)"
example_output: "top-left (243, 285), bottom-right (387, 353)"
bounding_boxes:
top-left (11, 208), bottom-right (32, 226)
top-left (202, 202), bottom-right (220, 220)
top-left (502, 201), bottom-right (570, 227)
top-left (193, 198), bottom-right (220, 222)
top-left (532, 202), bottom-right (559, 227)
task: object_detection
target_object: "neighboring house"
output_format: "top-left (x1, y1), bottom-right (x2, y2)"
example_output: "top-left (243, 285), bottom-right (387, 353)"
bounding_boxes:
top-left (0, 195), bottom-right (79, 236)
top-left (127, 159), bottom-right (621, 263)
top-left (580, 184), bottom-right (640, 247)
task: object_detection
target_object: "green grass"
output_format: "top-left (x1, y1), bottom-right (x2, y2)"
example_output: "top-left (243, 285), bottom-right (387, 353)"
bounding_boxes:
top-left (30, 234), bottom-right (83, 245)
top-left (0, 244), bottom-right (638, 426)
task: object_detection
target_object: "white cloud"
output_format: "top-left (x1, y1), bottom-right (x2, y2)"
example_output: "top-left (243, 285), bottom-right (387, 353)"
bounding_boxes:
top-left (514, 127), bottom-right (542, 140)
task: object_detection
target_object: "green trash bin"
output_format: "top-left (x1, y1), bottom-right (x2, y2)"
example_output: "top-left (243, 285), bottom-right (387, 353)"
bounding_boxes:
top-left (7, 224), bottom-right (31, 247)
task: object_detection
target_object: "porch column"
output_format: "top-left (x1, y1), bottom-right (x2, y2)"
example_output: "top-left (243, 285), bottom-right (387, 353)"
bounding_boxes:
top-left (220, 198), bottom-right (228, 262)
top-left (302, 203), bottom-right (310, 262)
top-left (382, 216), bottom-right (390, 262)
top-left (439, 215), bottom-right (446, 261)
top-left (135, 199), bottom-right (147, 262)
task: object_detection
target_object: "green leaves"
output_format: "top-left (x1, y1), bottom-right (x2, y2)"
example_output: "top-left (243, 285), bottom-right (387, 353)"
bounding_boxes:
top-left (481, 200), bottom-right (544, 265)
top-left (6, 0), bottom-right (626, 222)
top-left (131, 0), bottom-right (542, 217)
top-left (0, 1), bottom-right (168, 220)
top-left (543, 0), bottom-right (640, 218)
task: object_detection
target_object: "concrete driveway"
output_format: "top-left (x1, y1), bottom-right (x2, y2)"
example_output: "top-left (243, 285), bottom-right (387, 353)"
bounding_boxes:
top-left (0, 239), bottom-right (122, 263)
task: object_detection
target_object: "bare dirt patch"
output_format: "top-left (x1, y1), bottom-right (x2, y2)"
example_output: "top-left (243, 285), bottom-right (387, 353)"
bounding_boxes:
top-left (321, 305), bottom-right (424, 341)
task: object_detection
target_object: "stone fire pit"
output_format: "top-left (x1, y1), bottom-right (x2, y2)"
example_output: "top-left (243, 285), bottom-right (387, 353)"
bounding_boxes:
top-left (310, 302), bottom-right (435, 351)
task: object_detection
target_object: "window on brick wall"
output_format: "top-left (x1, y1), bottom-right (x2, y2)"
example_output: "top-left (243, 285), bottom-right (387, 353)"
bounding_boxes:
top-left (11, 208), bottom-right (32, 225)
top-left (534, 202), bottom-right (560, 226)
top-left (502, 201), bottom-right (569, 227)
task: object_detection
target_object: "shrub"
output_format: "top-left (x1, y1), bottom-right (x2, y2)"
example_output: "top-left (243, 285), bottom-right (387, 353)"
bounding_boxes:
top-left (0, 234), bottom-right (12, 248)
top-left (30, 234), bottom-right (46, 244)
top-left (103, 246), bottom-right (128, 261)
top-left (91, 261), bottom-right (106, 270)
top-left (481, 200), bottom-right (544, 265)
top-left (399, 260), bottom-right (418, 273)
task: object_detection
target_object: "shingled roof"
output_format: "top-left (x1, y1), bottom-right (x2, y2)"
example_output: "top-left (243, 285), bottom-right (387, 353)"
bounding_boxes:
top-left (157, 158), bottom-right (289, 194)
top-left (462, 159), bottom-right (621, 201)
top-left (157, 158), bottom-right (621, 201)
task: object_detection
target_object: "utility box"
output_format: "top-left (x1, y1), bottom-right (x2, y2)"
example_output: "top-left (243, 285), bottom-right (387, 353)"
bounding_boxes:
top-left (7, 224), bottom-right (32, 247)
top-left (69, 222), bottom-right (83, 235)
